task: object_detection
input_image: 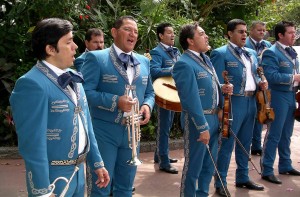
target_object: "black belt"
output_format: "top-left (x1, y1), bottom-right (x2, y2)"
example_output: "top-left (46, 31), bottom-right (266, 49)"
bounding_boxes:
top-left (244, 91), bottom-right (255, 97)
top-left (50, 152), bottom-right (87, 166)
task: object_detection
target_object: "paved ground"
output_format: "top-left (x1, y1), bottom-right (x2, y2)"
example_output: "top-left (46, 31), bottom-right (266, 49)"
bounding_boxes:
top-left (1, 122), bottom-right (300, 197)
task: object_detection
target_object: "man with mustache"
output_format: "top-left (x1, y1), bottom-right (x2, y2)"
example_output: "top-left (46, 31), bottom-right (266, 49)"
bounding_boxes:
top-left (74, 28), bottom-right (105, 72)
top-left (81, 16), bottom-right (155, 197)
top-left (211, 19), bottom-right (267, 196)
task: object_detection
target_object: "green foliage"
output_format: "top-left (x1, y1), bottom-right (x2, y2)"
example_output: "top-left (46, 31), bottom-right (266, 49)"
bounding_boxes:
top-left (258, 0), bottom-right (300, 28)
top-left (1, 0), bottom-right (296, 145)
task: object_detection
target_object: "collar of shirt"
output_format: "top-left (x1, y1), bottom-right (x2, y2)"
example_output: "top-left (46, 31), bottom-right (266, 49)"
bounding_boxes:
top-left (113, 43), bottom-right (132, 57)
top-left (250, 37), bottom-right (261, 45)
top-left (42, 60), bottom-right (66, 77)
top-left (85, 48), bottom-right (90, 52)
top-left (229, 42), bottom-right (248, 55)
top-left (160, 42), bottom-right (172, 49)
top-left (276, 41), bottom-right (289, 49)
top-left (229, 41), bottom-right (245, 50)
top-left (187, 49), bottom-right (201, 58)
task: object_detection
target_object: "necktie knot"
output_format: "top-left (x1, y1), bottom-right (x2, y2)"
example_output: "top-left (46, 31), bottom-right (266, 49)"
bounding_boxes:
top-left (57, 71), bottom-right (84, 89)
top-left (119, 53), bottom-right (140, 70)
top-left (285, 47), bottom-right (298, 59)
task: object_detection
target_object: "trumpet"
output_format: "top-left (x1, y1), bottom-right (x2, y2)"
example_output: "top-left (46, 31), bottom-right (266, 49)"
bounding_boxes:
top-left (49, 166), bottom-right (79, 197)
top-left (125, 85), bottom-right (142, 166)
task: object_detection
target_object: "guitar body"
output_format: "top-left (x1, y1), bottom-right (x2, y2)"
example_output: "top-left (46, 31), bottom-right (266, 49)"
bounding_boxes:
top-left (152, 76), bottom-right (182, 112)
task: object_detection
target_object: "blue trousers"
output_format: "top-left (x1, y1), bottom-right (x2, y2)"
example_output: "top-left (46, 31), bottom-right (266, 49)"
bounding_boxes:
top-left (215, 96), bottom-right (256, 188)
top-left (261, 90), bottom-right (295, 176)
top-left (90, 118), bottom-right (137, 197)
top-left (180, 113), bottom-right (219, 197)
top-left (251, 120), bottom-right (263, 151)
top-left (48, 163), bottom-right (85, 197)
top-left (154, 105), bottom-right (175, 168)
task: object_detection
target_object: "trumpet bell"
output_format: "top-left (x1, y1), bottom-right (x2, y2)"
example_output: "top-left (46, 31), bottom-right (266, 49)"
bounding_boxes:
top-left (127, 156), bottom-right (142, 166)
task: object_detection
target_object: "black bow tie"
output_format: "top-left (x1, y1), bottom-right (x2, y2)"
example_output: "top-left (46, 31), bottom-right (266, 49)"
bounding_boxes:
top-left (119, 53), bottom-right (140, 70)
top-left (256, 42), bottom-right (266, 50)
top-left (235, 47), bottom-right (251, 60)
top-left (285, 47), bottom-right (298, 59)
top-left (166, 47), bottom-right (178, 57)
top-left (57, 71), bottom-right (84, 89)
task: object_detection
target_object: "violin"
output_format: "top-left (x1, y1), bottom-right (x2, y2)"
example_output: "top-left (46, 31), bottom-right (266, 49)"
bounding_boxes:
top-left (294, 91), bottom-right (300, 121)
top-left (221, 71), bottom-right (232, 139)
top-left (256, 67), bottom-right (275, 124)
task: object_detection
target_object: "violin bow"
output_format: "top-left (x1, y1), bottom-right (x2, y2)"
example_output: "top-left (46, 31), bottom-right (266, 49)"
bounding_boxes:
top-left (221, 71), bottom-right (261, 175)
top-left (206, 144), bottom-right (229, 197)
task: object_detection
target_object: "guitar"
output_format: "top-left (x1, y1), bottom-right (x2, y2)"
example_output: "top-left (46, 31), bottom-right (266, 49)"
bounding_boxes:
top-left (152, 76), bottom-right (182, 112)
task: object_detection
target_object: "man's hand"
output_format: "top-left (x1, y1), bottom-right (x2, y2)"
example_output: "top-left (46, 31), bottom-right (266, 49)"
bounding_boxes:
top-left (259, 80), bottom-right (268, 90)
top-left (139, 105), bottom-right (151, 125)
top-left (118, 95), bottom-right (136, 112)
top-left (94, 167), bottom-right (110, 188)
top-left (221, 83), bottom-right (233, 95)
top-left (197, 130), bottom-right (210, 144)
top-left (294, 74), bottom-right (300, 82)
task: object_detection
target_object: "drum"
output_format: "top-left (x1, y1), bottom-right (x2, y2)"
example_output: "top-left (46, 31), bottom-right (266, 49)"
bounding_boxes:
top-left (152, 76), bottom-right (182, 112)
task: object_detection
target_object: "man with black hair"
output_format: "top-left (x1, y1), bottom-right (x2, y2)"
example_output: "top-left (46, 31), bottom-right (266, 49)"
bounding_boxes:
top-left (211, 19), bottom-right (267, 196)
top-left (10, 18), bottom-right (109, 197)
top-left (74, 28), bottom-right (104, 72)
top-left (261, 20), bottom-right (300, 184)
top-left (150, 22), bottom-right (181, 174)
top-left (81, 16), bottom-right (155, 197)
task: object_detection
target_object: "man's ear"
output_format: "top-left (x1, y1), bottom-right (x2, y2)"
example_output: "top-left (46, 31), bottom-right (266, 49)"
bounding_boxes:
top-left (159, 33), bottom-right (164, 41)
top-left (111, 28), bottom-right (117, 39)
top-left (45, 45), bottom-right (55, 56)
top-left (187, 38), bottom-right (194, 46)
top-left (278, 33), bottom-right (284, 40)
top-left (84, 40), bottom-right (89, 48)
top-left (227, 31), bottom-right (233, 39)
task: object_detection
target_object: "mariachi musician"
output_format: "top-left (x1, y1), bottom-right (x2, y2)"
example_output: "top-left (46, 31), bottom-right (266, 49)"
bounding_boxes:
top-left (173, 23), bottom-right (233, 197)
top-left (81, 16), bottom-right (155, 196)
top-left (10, 18), bottom-right (109, 196)
top-left (150, 22), bottom-right (181, 174)
top-left (261, 21), bottom-right (300, 185)
top-left (210, 19), bottom-right (268, 197)
top-left (245, 21), bottom-right (272, 156)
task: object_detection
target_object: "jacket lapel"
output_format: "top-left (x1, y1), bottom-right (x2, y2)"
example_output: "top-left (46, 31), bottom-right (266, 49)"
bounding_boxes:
top-left (35, 61), bottom-right (76, 105)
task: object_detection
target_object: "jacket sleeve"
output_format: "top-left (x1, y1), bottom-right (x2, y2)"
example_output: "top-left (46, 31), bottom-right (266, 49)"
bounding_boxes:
top-left (81, 51), bottom-right (119, 112)
top-left (10, 77), bottom-right (52, 196)
top-left (210, 49), bottom-right (226, 84)
top-left (84, 100), bottom-right (105, 170)
top-left (150, 49), bottom-right (173, 79)
top-left (262, 49), bottom-right (293, 85)
top-left (172, 60), bottom-right (209, 134)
